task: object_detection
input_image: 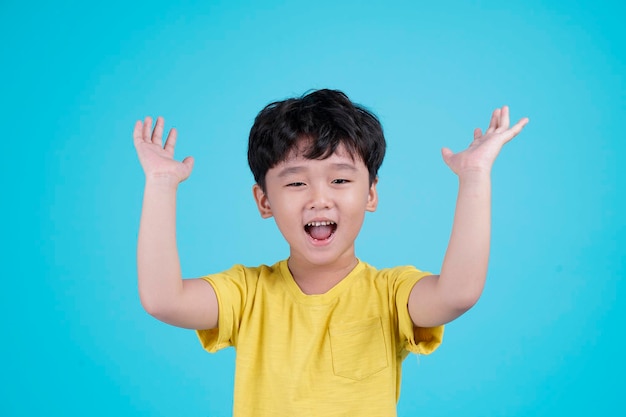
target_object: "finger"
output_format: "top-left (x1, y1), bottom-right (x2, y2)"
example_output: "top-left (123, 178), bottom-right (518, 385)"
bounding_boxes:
top-left (441, 147), bottom-right (454, 167)
top-left (133, 120), bottom-right (143, 146)
top-left (502, 117), bottom-right (530, 144)
top-left (152, 116), bottom-right (164, 147)
top-left (510, 117), bottom-right (530, 135)
top-left (181, 156), bottom-right (195, 180)
top-left (497, 105), bottom-right (510, 131)
top-left (473, 127), bottom-right (482, 140)
top-left (182, 156), bottom-right (195, 170)
top-left (486, 108), bottom-right (500, 134)
top-left (143, 116), bottom-right (153, 142)
top-left (163, 127), bottom-right (178, 154)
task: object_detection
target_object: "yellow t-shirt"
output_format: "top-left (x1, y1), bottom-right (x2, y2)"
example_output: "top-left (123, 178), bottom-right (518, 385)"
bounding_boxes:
top-left (196, 260), bottom-right (443, 417)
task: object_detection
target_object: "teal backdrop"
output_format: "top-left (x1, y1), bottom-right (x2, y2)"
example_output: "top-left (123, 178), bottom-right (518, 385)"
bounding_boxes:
top-left (1, 0), bottom-right (624, 416)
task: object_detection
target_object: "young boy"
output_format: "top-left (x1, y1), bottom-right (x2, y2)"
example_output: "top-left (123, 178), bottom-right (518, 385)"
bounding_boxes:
top-left (133, 89), bottom-right (528, 416)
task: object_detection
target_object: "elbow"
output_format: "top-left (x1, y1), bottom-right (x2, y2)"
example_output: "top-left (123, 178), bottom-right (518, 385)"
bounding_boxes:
top-left (139, 291), bottom-right (175, 322)
top-left (438, 273), bottom-right (485, 313)
top-left (451, 288), bottom-right (482, 313)
top-left (140, 295), bottom-right (161, 318)
top-left (137, 276), bottom-right (185, 323)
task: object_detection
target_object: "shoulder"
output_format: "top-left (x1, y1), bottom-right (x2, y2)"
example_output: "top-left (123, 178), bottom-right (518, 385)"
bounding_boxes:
top-left (359, 261), bottom-right (431, 284)
top-left (205, 260), bottom-right (284, 277)
top-left (202, 260), bottom-right (287, 290)
top-left (355, 262), bottom-right (435, 305)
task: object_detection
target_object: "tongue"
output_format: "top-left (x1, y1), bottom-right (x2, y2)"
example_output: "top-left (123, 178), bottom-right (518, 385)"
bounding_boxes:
top-left (309, 225), bottom-right (333, 240)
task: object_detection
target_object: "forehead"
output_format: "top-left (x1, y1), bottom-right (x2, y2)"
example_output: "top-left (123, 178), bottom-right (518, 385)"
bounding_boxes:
top-left (270, 143), bottom-right (366, 178)
top-left (280, 143), bottom-right (358, 166)
top-left (283, 138), bottom-right (359, 164)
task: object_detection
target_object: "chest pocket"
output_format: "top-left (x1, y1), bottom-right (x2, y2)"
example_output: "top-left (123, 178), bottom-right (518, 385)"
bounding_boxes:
top-left (328, 317), bottom-right (388, 380)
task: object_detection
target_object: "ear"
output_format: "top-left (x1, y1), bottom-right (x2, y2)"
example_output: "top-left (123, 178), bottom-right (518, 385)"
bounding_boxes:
top-left (366, 177), bottom-right (379, 212)
top-left (253, 184), bottom-right (273, 219)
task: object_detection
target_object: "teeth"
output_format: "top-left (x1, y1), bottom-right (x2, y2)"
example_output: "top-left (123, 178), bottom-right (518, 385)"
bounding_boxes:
top-left (306, 221), bottom-right (336, 227)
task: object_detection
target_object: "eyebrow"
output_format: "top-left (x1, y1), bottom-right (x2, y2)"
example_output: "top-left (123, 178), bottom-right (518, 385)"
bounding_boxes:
top-left (330, 163), bottom-right (358, 172)
top-left (276, 166), bottom-right (305, 178)
top-left (276, 163), bottom-right (358, 178)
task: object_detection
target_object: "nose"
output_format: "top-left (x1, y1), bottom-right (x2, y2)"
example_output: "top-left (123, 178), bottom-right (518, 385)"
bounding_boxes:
top-left (308, 184), bottom-right (333, 210)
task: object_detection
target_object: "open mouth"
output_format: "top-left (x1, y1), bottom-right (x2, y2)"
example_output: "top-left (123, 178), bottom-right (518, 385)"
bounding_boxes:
top-left (304, 221), bottom-right (337, 241)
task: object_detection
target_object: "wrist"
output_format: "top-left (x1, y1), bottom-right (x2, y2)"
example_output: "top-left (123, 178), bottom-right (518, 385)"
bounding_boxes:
top-left (144, 174), bottom-right (181, 191)
top-left (457, 167), bottom-right (491, 182)
top-left (457, 169), bottom-right (492, 190)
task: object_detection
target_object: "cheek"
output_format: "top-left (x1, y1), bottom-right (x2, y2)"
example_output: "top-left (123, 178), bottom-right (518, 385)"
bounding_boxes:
top-left (353, 187), bottom-right (375, 206)
top-left (270, 200), bottom-right (301, 228)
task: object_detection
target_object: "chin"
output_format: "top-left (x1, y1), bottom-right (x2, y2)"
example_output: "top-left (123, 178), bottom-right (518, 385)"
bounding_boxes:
top-left (292, 246), bottom-right (355, 268)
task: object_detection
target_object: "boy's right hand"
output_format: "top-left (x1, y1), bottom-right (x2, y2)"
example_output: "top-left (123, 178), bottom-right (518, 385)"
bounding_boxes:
top-left (133, 116), bottom-right (194, 185)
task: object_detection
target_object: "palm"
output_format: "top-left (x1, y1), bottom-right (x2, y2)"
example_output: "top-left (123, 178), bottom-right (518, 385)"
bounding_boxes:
top-left (133, 116), bottom-right (194, 183)
top-left (442, 106), bottom-right (529, 176)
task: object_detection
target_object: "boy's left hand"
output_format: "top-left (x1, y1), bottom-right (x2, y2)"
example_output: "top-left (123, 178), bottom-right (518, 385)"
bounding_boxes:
top-left (441, 106), bottom-right (529, 177)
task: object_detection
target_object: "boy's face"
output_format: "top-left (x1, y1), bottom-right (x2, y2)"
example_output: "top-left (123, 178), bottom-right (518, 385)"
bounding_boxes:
top-left (253, 142), bottom-right (378, 270)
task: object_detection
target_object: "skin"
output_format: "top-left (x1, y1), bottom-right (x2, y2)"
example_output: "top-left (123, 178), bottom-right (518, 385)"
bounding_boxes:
top-left (409, 107), bottom-right (529, 326)
top-left (134, 117), bottom-right (218, 329)
top-left (252, 143), bottom-right (378, 295)
top-left (133, 107), bottom-right (528, 330)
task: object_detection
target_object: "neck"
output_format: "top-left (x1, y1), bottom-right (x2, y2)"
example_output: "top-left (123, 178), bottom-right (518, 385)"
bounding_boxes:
top-left (287, 255), bottom-right (358, 295)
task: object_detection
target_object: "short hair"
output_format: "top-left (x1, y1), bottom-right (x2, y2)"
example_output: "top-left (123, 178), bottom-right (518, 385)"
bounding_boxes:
top-left (248, 89), bottom-right (386, 191)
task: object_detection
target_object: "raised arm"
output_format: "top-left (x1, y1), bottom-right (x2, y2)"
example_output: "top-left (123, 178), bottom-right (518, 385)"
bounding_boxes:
top-left (409, 106), bottom-right (529, 327)
top-left (134, 116), bottom-right (218, 330)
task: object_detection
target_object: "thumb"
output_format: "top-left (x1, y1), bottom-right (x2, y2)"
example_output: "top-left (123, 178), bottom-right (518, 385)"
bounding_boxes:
top-left (182, 156), bottom-right (195, 175)
top-left (441, 147), bottom-right (454, 167)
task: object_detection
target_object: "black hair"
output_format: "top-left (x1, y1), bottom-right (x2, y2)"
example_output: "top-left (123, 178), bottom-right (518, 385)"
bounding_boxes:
top-left (248, 89), bottom-right (386, 191)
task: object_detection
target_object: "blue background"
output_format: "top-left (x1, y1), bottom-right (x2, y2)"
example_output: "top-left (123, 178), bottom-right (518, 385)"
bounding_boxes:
top-left (1, 0), bottom-right (624, 416)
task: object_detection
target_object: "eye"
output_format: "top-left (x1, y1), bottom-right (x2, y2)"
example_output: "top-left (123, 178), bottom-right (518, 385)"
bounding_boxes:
top-left (286, 182), bottom-right (306, 187)
top-left (332, 179), bottom-right (350, 184)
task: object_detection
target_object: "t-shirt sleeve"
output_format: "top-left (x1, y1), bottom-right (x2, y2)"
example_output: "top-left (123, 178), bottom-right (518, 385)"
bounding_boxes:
top-left (393, 267), bottom-right (444, 355)
top-left (196, 264), bottom-right (249, 353)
